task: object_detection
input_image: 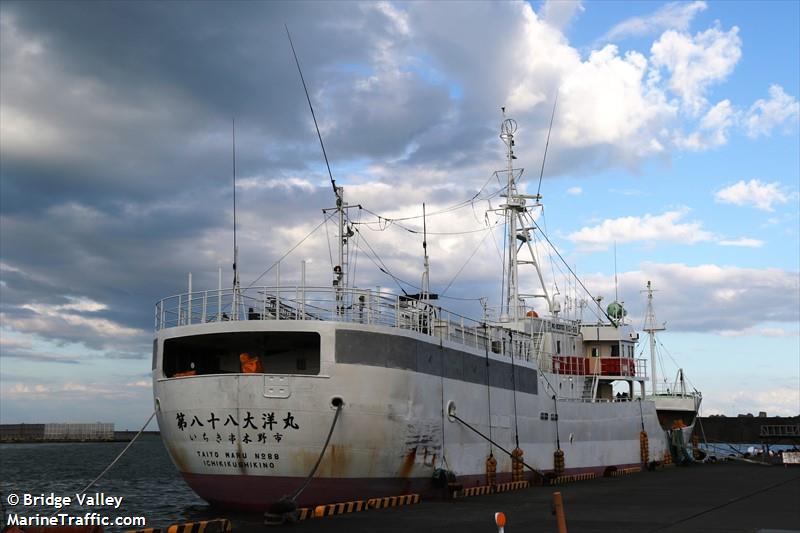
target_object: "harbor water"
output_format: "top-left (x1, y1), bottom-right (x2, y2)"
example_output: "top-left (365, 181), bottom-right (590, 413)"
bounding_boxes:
top-left (2, 436), bottom-right (798, 532)
top-left (0, 435), bottom-right (233, 531)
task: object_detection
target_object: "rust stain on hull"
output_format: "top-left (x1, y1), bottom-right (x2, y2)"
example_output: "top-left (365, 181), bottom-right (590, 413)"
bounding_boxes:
top-left (398, 447), bottom-right (417, 478)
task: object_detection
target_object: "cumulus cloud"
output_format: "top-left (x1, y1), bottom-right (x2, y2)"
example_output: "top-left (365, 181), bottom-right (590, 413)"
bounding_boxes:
top-left (566, 208), bottom-right (713, 250)
top-left (743, 84), bottom-right (800, 138)
top-left (717, 326), bottom-right (797, 337)
top-left (675, 99), bottom-right (735, 150)
top-left (1, 2), bottom-right (797, 422)
top-left (716, 237), bottom-right (764, 248)
top-left (541, 0), bottom-right (584, 30)
top-left (714, 179), bottom-right (791, 211)
top-left (582, 263), bottom-right (799, 333)
top-left (675, 85), bottom-right (799, 150)
top-left (566, 186), bottom-right (583, 195)
top-left (717, 388), bottom-right (800, 417)
top-left (601, 1), bottom-right (708, 42)
top-left (651, 24), bottom-right (741, 115)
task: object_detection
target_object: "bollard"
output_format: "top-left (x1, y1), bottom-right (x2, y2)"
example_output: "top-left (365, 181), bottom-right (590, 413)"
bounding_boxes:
top-left (552, 492), bottom-right (568, 533)
top-left (494, 511), bottom-right (506, 533)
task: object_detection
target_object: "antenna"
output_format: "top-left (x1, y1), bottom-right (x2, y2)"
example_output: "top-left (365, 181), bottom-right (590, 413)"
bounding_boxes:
top-left (232, 118), bottom-right (240, 316)
top-left (613, 240), bottom-right (618, 303)
top-left (536, 91), bottom-right (558, 199)
top-left (286, 25), bottom-right (356, 312)
top-left (285, 24), bottom-right (339, 202)
top-left (422, 203), bottom-right (430, 298)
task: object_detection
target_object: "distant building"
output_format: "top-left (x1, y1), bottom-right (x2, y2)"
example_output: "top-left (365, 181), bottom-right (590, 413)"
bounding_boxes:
top-left (0, 423), bottom-right (114, 442)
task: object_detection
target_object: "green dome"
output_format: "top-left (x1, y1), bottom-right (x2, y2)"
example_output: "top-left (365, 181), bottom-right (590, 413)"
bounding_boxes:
top-left (607, 301), bottom-right (627, 320)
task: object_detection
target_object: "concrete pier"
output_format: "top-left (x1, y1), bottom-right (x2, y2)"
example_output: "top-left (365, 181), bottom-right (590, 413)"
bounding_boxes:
top-left (237, 462), bottom-right (799, 532)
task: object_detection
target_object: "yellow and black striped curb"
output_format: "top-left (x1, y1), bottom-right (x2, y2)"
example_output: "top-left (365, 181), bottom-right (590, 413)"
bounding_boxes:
top-left (165, 519), bottom-right (232, 533)
top-left (454, 484), bottom-right (493, 498)
top-left (297, 494), bottom-right (421, 520)
top-left (454, 480), bottom-right (530, 498)
top-left (548, 472), bottom-right (596, 485)
top-left (609, 466), bottom-right (642, 477)
top-left (125, 529), bottom-right (161, 533)
top-left (495, 480), bottom-right (529, 493)
top-left (297, 501), bottom-right (365, 521)
top-left (367, 494), bottom-right (420, 509)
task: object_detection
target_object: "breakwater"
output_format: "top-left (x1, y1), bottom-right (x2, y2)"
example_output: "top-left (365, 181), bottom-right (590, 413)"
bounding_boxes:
top-left (694, 416), bottom-right (799, 444)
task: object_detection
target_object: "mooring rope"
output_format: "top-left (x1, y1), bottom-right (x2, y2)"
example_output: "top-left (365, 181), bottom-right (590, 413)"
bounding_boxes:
top-left (46, 410), bottom-right (157, 518)
top-left (289, 401), bottom-right (343, 502)
top-left (449, 412), bottom-right (544, 479)
top-left (78, 410), bottom-right (157, 496)
top-left (483, 323), bottom-right (493, 456)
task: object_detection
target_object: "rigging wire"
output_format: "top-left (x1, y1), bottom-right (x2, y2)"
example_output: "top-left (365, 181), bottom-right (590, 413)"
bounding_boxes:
top-left (536, 91), bottom-right (558, 199)
top-left (658, 339), bottom-right (699, 391)
top-left (536, 210), bottom-right (561, 299)
top-left (232, 119), bottom-right (238, 291)
top-left (350, 207), bottom-right (362, 287)
top-left (483, 323), bottom-right (494, 457)
top-left (528, 217), bottom-right (614, 324)
top-left (439, 226), bottom-right (496, 297)
top-left (355, 172), bottom-right (507, 226)
top-left (351, 226), bottom-right (412, 294)
top-left (323, 212), bottom-right (335, 272)
top-left (356, 215), bottom-right (503, 236)
top-left (285, 25), bottom-right (339, 202)
top-left (509, 330), bottom-right (520, 448)
top-left (246, 211), bottom-right (337, 289)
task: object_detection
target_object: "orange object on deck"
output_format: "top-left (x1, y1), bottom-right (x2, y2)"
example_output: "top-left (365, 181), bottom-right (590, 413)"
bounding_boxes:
top-left (172, 370), bottom-right (197, 378)
top-left (239, 352), bottom-right (263, 373)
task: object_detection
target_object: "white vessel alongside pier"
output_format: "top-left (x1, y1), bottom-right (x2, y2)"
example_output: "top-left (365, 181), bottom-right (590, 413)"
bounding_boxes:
top-left (152, 115), bottom-right (697, 510)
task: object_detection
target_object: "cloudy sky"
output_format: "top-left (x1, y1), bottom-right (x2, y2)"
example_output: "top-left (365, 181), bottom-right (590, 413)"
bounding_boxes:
top-left (1, 0), bottom-right (798, 428)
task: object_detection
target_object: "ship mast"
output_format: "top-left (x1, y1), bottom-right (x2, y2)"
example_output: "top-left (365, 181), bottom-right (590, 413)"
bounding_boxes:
top-left (500, 111), bottom-right (519, 323)
top-left (422, 203), bottom-right (430, 299)
top-left (642, 280), bottom-right (665, 395)
top-left (498, 109), bottom-right (551, 324)
top-left (232, 118), bottom-right (241, 319)
top-left (332, 186), bottom-right (354, 315)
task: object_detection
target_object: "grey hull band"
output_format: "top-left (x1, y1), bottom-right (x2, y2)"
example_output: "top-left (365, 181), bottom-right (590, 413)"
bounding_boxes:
top-left (335, 329), bottom-right (537, 395)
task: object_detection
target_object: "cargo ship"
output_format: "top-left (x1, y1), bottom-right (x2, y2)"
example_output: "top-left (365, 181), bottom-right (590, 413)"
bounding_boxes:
top-left (152, 114), bottom-right (683, 510)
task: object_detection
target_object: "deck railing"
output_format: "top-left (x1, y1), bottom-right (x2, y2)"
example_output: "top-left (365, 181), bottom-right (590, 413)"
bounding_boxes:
top-left (155, 286), bottom-right (640, 374)
top-left (550, 355), bottom-right (649, 378)
top-left (154, 285), bottom-right (568, 363)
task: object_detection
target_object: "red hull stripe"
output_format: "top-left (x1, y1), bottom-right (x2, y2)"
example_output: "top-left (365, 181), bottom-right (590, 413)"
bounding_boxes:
top-left (181, 462), bottom-right (644, 511)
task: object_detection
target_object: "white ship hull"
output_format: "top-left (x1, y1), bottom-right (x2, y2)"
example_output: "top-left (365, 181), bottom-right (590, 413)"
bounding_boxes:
top-left (150, 112), bottom-right (698, 511)
top-left (154, 320), bottom-right (668, 509)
